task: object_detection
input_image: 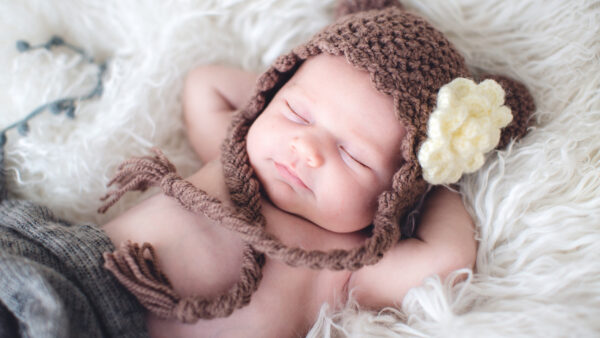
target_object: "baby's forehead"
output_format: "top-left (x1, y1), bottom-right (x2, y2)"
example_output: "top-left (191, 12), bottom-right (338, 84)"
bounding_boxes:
top-left (282, 56), bottom-right (388, 105)
top-left (288, 54), bottom-right (370, 85)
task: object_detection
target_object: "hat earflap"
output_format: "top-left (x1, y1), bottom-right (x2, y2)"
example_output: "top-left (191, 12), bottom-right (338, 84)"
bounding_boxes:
top-left (417, 76), bottom-right (535, 185)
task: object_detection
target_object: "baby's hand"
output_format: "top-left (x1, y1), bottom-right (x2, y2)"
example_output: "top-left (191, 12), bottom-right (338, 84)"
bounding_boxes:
top-left (347, 187), bottom-right (477, 309)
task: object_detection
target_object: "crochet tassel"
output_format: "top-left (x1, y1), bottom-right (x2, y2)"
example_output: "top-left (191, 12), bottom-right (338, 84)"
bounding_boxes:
top-left (104, 241), bottom-right (265, 323)
top-left (103, 241), bottom-right (180, 320)
top-left (98, 148), bottom-right (178, 214)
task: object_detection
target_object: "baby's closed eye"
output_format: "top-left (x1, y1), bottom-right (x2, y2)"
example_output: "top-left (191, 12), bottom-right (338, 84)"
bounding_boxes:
top-left (339, 145), bottom-right (369, 169)
top-left (284, 100), bottom-right (310, 124)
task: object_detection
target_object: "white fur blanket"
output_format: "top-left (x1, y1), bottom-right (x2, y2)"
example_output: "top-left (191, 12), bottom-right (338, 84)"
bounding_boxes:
top-left (1, 0), bottom-right (599, 336)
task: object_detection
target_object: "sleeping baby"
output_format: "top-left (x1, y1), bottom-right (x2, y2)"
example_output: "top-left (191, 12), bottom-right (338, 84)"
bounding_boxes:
top-left (104, 54), bottom-right (474, 337)
top-left (0, 0), bottom-right (535, 337)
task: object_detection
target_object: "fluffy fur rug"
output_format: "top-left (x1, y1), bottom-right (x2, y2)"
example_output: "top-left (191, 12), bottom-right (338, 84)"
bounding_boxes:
top-left (1, 0), bottom-right (599, 336)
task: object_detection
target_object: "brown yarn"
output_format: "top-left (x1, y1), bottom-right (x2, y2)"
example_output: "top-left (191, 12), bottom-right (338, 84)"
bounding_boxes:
top-left (98, 149), bottom-right (177, 213)
top-left (103, 242), bottom-right (179, 319)
top-left (100, 0), bottom-right (536, 323)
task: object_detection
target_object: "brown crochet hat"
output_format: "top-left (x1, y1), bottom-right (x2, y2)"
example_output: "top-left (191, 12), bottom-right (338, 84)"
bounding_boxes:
top-left (220, 0), bottom-right (535, 269)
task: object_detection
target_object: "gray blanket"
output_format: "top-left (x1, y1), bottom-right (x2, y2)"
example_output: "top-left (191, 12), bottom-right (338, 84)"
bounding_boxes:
top-left (0, 149), bottom-right (148, 338)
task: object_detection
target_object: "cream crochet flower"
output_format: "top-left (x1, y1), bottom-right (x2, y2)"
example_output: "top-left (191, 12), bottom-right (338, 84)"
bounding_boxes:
top-left (418, 78), bottom-right (513, 184)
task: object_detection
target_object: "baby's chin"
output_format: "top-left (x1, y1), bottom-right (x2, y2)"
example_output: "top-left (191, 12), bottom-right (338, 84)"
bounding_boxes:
top-left (258, 176), bottom-right (372, 234)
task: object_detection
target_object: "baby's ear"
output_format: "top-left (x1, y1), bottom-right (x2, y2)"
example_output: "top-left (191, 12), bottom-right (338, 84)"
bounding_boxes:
top-left (479, 74), bottom-right (536, 149)
top-left (335, 0), bottom-right (403, 19)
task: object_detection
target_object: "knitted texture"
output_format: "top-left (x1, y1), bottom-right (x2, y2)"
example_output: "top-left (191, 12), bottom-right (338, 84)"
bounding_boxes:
top-left (100, 0), bottom-right (535, 323)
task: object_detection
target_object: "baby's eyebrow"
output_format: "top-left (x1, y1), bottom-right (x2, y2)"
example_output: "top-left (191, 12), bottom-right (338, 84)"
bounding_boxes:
top-left (287, 82), bottom-right (316, 105)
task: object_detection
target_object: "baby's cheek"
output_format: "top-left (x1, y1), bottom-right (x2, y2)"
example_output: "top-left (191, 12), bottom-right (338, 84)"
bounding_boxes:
top-left (328, 187), bottom-right (374, 232)
top-left (248, 119), bottom-right (272, 155)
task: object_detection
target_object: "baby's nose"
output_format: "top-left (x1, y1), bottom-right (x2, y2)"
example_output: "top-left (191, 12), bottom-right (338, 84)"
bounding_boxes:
top-left (290, 136), bottom-right (324, 168)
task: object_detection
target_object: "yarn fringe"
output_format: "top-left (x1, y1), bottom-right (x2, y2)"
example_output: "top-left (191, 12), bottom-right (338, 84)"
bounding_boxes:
top-left (103, 241), bottom-right (181, 320)
top-left (98, 147), bottom-right (178, 213)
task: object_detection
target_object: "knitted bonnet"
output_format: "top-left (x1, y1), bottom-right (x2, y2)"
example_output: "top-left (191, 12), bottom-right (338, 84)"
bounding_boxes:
top-left (100, 0), bottom-right (535, 323)
top-left (220, 1), bottom-right (534, 265)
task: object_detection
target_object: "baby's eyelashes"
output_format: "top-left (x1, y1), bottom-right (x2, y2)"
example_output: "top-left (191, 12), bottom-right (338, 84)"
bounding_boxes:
top-left (284, 100), bottom-right (310, 125)
top-left (340, 145), bottom-right (369, 169)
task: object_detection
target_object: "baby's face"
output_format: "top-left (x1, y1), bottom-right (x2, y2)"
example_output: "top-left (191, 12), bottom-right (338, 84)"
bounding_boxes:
top-left (247, 54), bottom-right (406, 233)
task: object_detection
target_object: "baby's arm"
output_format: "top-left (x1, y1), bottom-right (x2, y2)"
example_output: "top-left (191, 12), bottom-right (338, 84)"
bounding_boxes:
top-left (183, 65), bottom-right (258, 163)
top-left (348, 187), bottom-right (477, 309)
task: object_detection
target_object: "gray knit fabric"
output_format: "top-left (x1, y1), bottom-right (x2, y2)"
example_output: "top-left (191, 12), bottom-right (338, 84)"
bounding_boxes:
top-left (0, 149), bottom-right (148, 338)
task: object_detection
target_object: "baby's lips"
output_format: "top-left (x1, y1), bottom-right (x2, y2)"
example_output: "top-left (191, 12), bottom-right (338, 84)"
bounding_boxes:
top-left (275, 161), bottom-right (311, 191)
